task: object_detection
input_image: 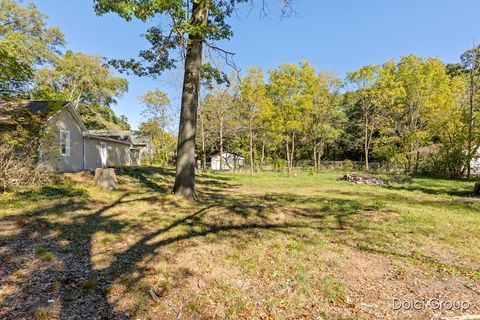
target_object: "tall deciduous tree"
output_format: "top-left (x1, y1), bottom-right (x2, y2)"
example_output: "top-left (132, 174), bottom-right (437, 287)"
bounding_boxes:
top-left (93, 0), bottom-right (292, 200)
top-left (346, 65), bottom-right (380, 172)
top-left (268, 61), bottom-right (316, 174)
top-left (32, 50), bottom-right (129, 130)
top-left (139, 89), bottom-right (173, 166)
top-left (460, 46), bottom-right (480, 178)
top-left (33, 50), bottom-right (128, 109)
top-left (308, 70), bottom-right (343, 172)
top-left (0, 49), bottom-right (32, 98)
top-left (0, 0), bottom-right (64, 98)
top-left (237, 67), bottom-right (271, 175)
top-left (202, 90), bottom-right (236, 170)
top-left (394, 56), bottom-right (452, 172)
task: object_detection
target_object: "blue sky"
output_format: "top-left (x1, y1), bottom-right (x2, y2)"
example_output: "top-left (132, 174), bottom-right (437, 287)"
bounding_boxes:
top-left (35, 0), bottom-right (480, 129)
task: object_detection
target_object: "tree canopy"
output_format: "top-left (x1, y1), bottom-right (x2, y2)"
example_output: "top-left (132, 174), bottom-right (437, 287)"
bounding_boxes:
top-left (0, 0), bottom-right (64, 98)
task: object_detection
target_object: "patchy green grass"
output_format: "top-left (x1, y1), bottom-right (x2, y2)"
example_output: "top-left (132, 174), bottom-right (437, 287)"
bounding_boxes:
top-left (33, 306), bottom-right (56, 320)
top-left (34, 247), bottom-right (55, 262)
top-left (0, 167), bottom-right (479, 319)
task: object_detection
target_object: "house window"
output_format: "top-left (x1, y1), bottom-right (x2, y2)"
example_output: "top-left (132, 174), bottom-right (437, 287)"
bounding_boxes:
top-left (60, 130), bottom-right (70, 156)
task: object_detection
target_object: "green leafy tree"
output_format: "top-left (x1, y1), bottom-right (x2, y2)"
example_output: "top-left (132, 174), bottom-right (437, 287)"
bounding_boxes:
top-left (460, 45), bottom-right (480, 178)
top-left (0, 0), bottom-right (64, 98)
top-left (370, 61), bottom-right (405, 166)
top-left (394, 56), bottom-right (453, 172)
top-left (268, 61), bottom-right (316, 174)
top-left (93, 0), bottom-right (292, 200)
top-left (346, 65), bottom-right (380, 172)
top-left (308, 70), bottom-right (343, 172)
top-left (33, 50), bottom-right (128, 108)
top-left (139, 120), bottom-right (177, 166)
top-left (32, 50), bottom-right (129, 130)
top-left (139, 89), bottom-right (173, 166)
top-left (201, 89), bottom-right (236, 170)
top-left (0, 49), bottom-right (32, 98)
top-left (237, 67), bottom-right (272, 175)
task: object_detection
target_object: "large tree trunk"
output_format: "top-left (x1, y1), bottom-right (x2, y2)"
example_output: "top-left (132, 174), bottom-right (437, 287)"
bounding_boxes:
top-left (173, 0), bottom-right (208, 200)
top-left (313, 143), bottom-right (317, 172)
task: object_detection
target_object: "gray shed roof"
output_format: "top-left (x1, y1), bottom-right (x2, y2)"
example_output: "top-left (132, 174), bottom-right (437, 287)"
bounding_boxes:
top-left (89, 130), bottom-right (151, 146)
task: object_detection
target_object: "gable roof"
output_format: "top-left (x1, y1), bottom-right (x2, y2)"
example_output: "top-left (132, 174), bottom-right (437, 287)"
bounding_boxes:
top-left (0, 100), bottom-right (67, 115)
top-left (0, 101), bottom-right (88, 132)
top-left (0, 101), bottom-right (63, 124)
top-left (86, 134), bottom-right (132, 145)
top-left (89, 130), bottom-right (151, 145)
top-left (212, 152), bottom-right (245, 159)
top-left (0, 101), bottom-right (147, 146)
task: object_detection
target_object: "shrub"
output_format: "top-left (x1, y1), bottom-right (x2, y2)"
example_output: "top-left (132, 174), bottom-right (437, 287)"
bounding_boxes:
top-left (0, 106), bottom-right (57, 192)
top-left (34, 247), bottom-right (55, 262)
top-left (342, 159), bottom-right (354, 171)
top-left (0, 142), bottom-right (55, 192)
top-left (389, 173), bottom-right (413, 184)
top-left (272, 158), bottom-right (286, 171)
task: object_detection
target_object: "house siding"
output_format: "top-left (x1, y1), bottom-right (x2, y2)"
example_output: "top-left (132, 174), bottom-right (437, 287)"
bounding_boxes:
top-left (211, 152), bottom-right (245, 171)
top-left (131, 149), bottom-right (141, 166)
top-left (107, 141), bottom-right (132, 167)
top-left (84, 138), bottom-right (132, 170)
top-left (48, 109), bottom-right (85, 172)
top-left (27, 103), bottom-right (141, 172)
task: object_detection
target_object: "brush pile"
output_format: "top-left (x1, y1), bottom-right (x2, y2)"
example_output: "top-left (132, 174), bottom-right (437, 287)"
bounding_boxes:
top-left (339, 173), bottom-right (385, 185)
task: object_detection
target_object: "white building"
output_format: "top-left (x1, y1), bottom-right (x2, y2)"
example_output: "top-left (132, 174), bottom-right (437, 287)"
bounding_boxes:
top-left (211, 152), bottom-right (245, 171)
top-left (471, 149), bottom-right (480, 174)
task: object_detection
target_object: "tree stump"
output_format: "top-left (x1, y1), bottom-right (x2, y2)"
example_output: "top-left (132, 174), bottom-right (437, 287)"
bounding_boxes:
top-left (94, 168), bottom-right (118, 191)
top-left (474, 182), bottom-right (480, 196)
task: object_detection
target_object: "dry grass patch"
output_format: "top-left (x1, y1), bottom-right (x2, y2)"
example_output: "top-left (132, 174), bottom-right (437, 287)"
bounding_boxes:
top-left (1, 167), bottom-right (479, 319)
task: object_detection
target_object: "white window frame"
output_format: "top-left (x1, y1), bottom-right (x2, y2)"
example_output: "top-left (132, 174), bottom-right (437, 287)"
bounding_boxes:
top-left (60, 130), bottom-right (70, 157)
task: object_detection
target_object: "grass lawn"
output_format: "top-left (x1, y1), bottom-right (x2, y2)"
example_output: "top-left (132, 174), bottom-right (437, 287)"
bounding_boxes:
top-left (1, 167), bottom-right (479, 319)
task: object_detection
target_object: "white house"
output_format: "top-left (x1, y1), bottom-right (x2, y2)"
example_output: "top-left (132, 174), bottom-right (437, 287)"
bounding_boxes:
top-left (211, 152), bottom-right (245, 171)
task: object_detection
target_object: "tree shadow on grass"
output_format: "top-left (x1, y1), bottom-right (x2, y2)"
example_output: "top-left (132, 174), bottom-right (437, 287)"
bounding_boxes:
top-left (0, 173), bottom-right (372, 320)
top-left (115, 166), bottom-right (174, 193)
top-left (382, 181), bottom-right (473, 197)
top-left (15, 185), bottom-right (88, 202)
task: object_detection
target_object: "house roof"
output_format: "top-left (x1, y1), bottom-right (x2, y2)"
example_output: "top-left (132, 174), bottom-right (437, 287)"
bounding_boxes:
top-left (0, 101), bottom-right (147, 147)
top-left (89, 130), bottom-right (151, 146)
top-left (86, 134), bottom-right (132, 145)
top-left (0, 101), bottom-right (69, 124)
top-left (212, 152), bottom-right (245, 160)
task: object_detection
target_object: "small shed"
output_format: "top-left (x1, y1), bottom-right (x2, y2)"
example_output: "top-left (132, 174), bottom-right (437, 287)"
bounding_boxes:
top-left (471, 149), bottom-right (480, 174)
top-left (211, 152), bottom-right (245, 171)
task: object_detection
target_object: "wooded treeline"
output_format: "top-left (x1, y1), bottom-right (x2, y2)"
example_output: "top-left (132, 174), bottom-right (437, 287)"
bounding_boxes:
top-left (198, 51), bottom-right (480, 178)
top-left (1, 0), bottom-right (130, 131)
top-left (3, 0), bottom-right (480, 180)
